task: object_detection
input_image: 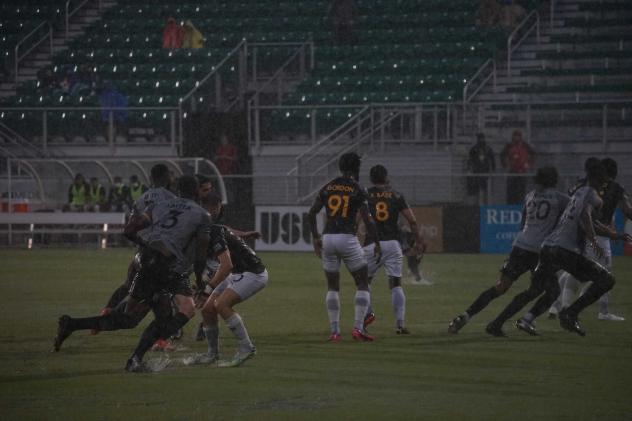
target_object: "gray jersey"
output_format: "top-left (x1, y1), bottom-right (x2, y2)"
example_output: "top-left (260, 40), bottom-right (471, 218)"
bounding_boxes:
top-left (134, 187), bottom-right (177, 242)
top-left (543, 186), bottom-right (602, 254)
top-left (513, 188), bottom-right (569, 253)
top-left (145, 197), bottom-right (211, 272)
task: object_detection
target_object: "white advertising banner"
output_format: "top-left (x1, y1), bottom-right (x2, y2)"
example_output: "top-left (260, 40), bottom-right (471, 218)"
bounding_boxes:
top-left (255, 206), bottom-right (324, 251)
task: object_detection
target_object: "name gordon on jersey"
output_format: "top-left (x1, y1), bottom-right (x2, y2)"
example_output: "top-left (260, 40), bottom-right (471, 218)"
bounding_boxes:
top-left (326, 184), bottom-right (355, 193)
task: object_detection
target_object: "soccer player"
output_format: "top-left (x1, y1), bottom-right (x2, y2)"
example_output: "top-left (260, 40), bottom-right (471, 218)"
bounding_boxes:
top-left (185, 193), bottom-right (267, 367)
top-left (362, 164), bottom-right (425, 334)
top-left (448, 167), bottom-right (568, 336)
top-left (495, 162), bottom-right (628, 337)
top-left (307, 152), bottom-right (381, 342)
top-left (53, 176), bottom-right (211, 372)
top-left (549, 158), bottom-right (632, 321)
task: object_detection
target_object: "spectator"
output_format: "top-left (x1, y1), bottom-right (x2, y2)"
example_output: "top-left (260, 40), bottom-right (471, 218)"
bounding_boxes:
top-left (466, 133), bottom-right (496, 205)
top-left (215, 133), bottom-right (238, 175)
top-left (162, 17), bottom-right (183, 49)
top-left (500, 0), bottom-right (526, 32)
top-left (181, 20), bottom-right (204, 49)
top-left (108, 176), bottom-right (131, 212)
top-left (501, 129), bottom-right (534, 204)
top-left (329, 0), bottom-right (358, 45)
top-left (99, 83), bottom-right (128, 124)
top-left (66, 173), bottom-right (90, 212)
top-left (476, 0), bottom-right (502, 27)
top-left (129, 175), bottom-right (148, 204)
top-left (86, 177), bottom-right (107, 212)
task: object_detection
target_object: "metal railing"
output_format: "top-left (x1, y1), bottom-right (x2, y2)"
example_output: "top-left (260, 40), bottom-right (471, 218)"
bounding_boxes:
top-left (463, 59), bottom-right (497, 104)
top-left (65, 0), bottom-right (91, 40)
top-left (14, 22), bottom-right (53, 85)
top-left (507, 10), bottom-right (540, 75)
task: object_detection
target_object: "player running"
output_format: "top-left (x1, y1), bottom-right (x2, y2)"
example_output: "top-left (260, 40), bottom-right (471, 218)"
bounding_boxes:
top-left (53, 176), bottom-right (211, 372)
top-left (362, 164), bottom-right (425, 334)
top-left (185, 193), bottom-right (267, 367)
top-left (307, 152), bottom-right (381, 342)
top-left (448, 167), bottom-right (568, 336)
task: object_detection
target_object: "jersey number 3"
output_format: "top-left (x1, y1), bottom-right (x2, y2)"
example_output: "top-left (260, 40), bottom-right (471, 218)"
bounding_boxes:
top-left (160, 210), bottom-right (183, 229)
top-left (327, 195), bottom-right (350, 217)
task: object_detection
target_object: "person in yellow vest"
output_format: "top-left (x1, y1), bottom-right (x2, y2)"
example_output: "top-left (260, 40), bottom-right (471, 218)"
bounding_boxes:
top-left (129, 175), bottom-right (148, 204)
top-left (108, 176), bottom-right (131, 212)
top-left (87, 177), bottom-right (107, 212)
top-left (67, 173), bottom-right (90, 212)
top-left (181, 20), bottom-right (204, 49)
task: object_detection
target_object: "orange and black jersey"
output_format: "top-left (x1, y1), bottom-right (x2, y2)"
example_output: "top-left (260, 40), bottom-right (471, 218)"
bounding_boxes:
top-left (364, 186), bottom-right (410, 244)
top-left (208, 225), bottom-right (265, 274)
top-left (569, 177), bottom-right (626, 224)
top-left (310, 176), bottom-right (369, 235)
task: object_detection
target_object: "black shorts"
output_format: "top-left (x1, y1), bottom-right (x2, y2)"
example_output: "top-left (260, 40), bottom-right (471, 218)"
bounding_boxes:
top-left (128, 248), bottom-right (193, 302)
top-left (536, 245), bottom-right (614, 287)
top-left (500, 246), bottom-right (540, 281)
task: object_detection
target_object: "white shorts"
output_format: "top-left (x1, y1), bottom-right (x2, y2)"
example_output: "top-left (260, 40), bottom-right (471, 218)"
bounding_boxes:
top-left (214, 269), bottom-right (268, 301)
top-left (322, 233), bottom-right (367, 273)
top-left (364, 240), bottom-right (403, 280)
top-left (584, 235), bottom-right (612, 268)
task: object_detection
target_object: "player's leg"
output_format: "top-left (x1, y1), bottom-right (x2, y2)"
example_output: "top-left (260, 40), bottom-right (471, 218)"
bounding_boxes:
top-left (516, 272), bottom-right (561, 335)
top-left (362, 242), bottom-right (381, 330)
top-left (322, 234), bottom-right (343, 341)
top-left (345, 235), bottom-right (373, 341)
top-left (591, 239), bottom-right (623, 321)
top-left (383, 240), bottom-right (407, 333)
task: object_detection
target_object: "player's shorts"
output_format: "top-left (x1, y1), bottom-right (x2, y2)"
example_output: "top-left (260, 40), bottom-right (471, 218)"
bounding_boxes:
top-left (535, 245), bottom-right (614, 288)
top-left (321, 233), bottom-right (367, 273)
top-left (213, 269), bottom-right (268, 301)
top-left (500, 246), bottom-right (540, 281)
top-left (364, 240), bottom-right (403, 279)
top-left (128, 248), bottom-right (193, 302)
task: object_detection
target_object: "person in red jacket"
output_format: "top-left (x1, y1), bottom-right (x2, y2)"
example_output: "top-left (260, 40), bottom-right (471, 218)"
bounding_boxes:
top-left (162, 17), bottom-right (183, 49)
top-left (501, 130), bottom-right (534, 204)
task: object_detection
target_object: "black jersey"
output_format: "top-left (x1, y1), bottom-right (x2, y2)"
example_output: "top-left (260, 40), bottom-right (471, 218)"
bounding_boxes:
top-left (365, 185), bottom-right (410, 244)
top-left (311, 176), bottom-right (369, 235)
top-left (208, 225), bottom-right (265, 274)
top-left (568, 178), bottom-right (625, 224)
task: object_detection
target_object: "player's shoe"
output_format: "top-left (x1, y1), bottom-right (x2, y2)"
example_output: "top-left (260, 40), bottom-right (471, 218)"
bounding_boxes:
top-left (515, 318), bottom-right (538, 336)
top-left (396, 327), bottom-right (410, 335)
top-left (183, 352), bottom-right (219, 366)
top-left (448, 315), bottom-right (467, 334)
top-left (485, 322), bottom-right (506, 337)
top-left (363, 312), bottom-right (376, 330)
top-left (195, 322), bottom-right (206, 341)
top-left (125, 356), bottom-right (149, 373)
top-left (52, 315), bottom-right (73, 352)
top-left (327, 333), bottom-right (342, 342)
top-left (352, 328), bottom-right (375, 342)
top-left (90, 307), bottom-right (111, 335)
top-left (218, 347), bottom-right (256, 368)
top-left (559, 311), bottom-right (586, 337)
top-left (598, 312), bottom-right (625, 321)
top-left (151, 339), bottom-right (176, 352)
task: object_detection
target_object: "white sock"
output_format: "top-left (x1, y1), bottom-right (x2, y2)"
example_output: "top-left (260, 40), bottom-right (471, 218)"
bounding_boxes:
top-left (561, 273), bottom-right (580, 309)
top-left (225, 313), bottom-right (253, 352)
top-left (354, 290), bottom-right (371, 330)
top-left (523, 312), bottom-right (534, 323)
top-left (391, 286), bottom-right (406, 328)
top-left (325, 291), bottom-right (340, 334)
top-left (203, 322), bottom-right (219, 357)
top-left (599, 292), bottom-right (610, 314)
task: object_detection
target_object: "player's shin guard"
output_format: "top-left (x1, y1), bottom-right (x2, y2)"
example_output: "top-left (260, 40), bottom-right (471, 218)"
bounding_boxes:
top-left (466, 287), bottom-right (501, 318)
top-left (325, 291), bottom-right (341, 334)
top-left (391, 286), bottom-right (406, 328)
top-left (353, 290), bottom-right (371, 331)
top-left (225, 313), bottom-right (254, 352)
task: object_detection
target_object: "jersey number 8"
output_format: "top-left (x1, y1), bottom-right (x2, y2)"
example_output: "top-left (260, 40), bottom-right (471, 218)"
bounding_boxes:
top-left (375, 201), bottom-right (390, 222)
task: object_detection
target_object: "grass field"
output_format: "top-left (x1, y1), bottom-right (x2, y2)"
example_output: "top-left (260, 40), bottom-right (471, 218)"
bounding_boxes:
top-left (1, 249), bottom-right (631, 420)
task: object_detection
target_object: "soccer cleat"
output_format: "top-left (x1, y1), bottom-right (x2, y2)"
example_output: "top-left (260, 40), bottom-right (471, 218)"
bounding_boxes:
top-left (218, 347), bottom-right (256, 368)
top-left (448, 315), bottom-right (467, 334)
top-left (352, 328), bottom-right (375, 342)
top-left (151, 339), bottom-right (176, 352)
top-left (485, 323), bottom-right (506, 337)
top-left (327, 333), bottom-right (342, 342)
top-left (396, 327), bottom-right (410, 335)
top-left (90, 307), bottom-right (111, 335)
top-left (52, 315), bottom-right (73, 352)
top-left (515, 318), bottom-right (538, 336)
top-left (363, 311), bottom-right (376, 330)
top-left (183, 352), bottom-right (219, 366)
top-left (598, 312), bottom-right (625, 322)
top-left (559, 311), bottom-right (586, 337)
top-left (195, 322), bottom-right (206, 341)
top-left (125, 356), bottom-right (149, 373)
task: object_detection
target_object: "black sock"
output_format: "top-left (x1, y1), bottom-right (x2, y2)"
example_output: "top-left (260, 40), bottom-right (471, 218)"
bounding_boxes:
top-left (131, 312), bottom-right (190, 360)
top-left (566, 283), bottom-right (609, 316)
top-left (69, 311), bottom-right (141, 332)
top-left (490, 289), bottom-right (538, 327)
top-left (106, 284), bottom-right (129, 309)
top-left (526, 282), bottom-right (560, 319)
top-left (466, 287), bottom-right (501, 318)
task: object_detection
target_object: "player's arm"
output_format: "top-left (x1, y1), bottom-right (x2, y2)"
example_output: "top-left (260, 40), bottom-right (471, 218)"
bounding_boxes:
top-left (580, 203), bottom-right (603, 258)
top-left (206, 250), bottom-right (233, 289)
top-left (400, 208), bottom-right (426, 256)
top-left (123, 209), bottom-right (151, 245)
top-left (307, 196), bottom-right (325, 257)
top-left (224, 225), bottom-right (261, 240)
top-left (360, 203), bottom-right (381, 258)
top-left (594, 220), bottom-right (631, 242)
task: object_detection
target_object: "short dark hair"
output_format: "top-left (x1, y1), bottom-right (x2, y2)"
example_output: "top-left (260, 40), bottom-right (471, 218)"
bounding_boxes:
top-left (177, 175), bottom-right (199, 198)
top-left (370, 164), bottom-right (388, 184)
top-left (199, 191), bottom-right (222, 207)
top-left (339, 152), bottom-right (361, 175)
top-left (601, 158), bottom-right (617, 179)
top-left (586, 161), bottom-right (607, 184)
top-left (195, 173), bottom-right (212, 185)
top-left (534, 166), bottom-right (558, 188)
top-left (150, 164), bottom-right (170, 184)
top-left (584, 157), bottom-right (600, 172)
